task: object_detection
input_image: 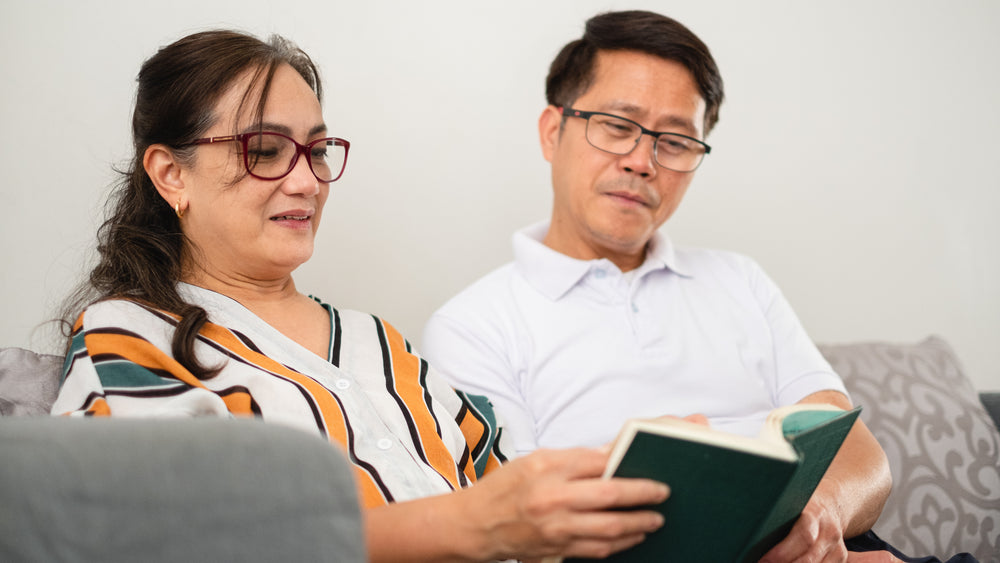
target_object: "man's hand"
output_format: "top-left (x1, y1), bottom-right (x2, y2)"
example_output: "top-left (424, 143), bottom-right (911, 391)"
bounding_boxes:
top-left (759, 485), bottom-right (848, 562)
top-left (759, 390), bottom-right (892, 562)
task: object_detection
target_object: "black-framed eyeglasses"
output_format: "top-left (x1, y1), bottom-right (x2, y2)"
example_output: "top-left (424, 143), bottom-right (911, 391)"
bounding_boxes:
top-left (188, 132), bottom-right (350, 183)
top-left (561, 107), bottom-right (711, 173)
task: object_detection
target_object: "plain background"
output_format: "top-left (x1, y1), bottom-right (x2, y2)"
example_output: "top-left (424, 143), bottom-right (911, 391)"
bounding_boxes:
top-left (1, 1), bottom-right (997, 391)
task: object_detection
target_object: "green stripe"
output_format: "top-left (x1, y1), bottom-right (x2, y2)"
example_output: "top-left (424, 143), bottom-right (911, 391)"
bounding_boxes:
top-left (96, 360), bottom-right (181, 389)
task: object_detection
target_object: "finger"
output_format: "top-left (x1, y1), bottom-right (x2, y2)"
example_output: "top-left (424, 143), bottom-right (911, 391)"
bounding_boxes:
top-left (683, 413), bottom-right (710, 426)
top-left (846, 551), bottom-right (904, 563)
top-left (759, 512), bottom-right (818, 562)
top-left (553, 477), bottom-right (670, 512)
top-left (523, 448), bottom-right (611, 480)
top-left (551, 509), bottom-right (665, 541)
top-left (560, 533), bottom-right (649, 560)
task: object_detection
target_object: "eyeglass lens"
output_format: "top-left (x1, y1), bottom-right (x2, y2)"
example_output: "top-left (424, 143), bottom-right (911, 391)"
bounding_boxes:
top-left (585, 114), bottom-right (706, 172)
top-left (244, 133), bottom-right (346, 182)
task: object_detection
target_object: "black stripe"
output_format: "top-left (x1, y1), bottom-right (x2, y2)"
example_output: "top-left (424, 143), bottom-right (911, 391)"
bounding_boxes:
top-left (218, 385), bottom-right (263, 416)
top-left (79, 391), bottom-right (107, 413)
top-left (103, 385), bottom-right (190, 399)
top-left (327, 389), bottom-right (395, 503)
top-left (492, 427), bottom-right (509, 463)
top-left (330, 307), bottom-right (342, 367)
top-left (144, 306), bottom-right (182, 327)
top-left (85, 326), bottom-right (150, 339)
top-left (230, 329), bottom-right (264, 354)
top-left (373, 316), bottom-right (428, 464)
top-left (418, 359), bottom-right (442, 437)
top-left (192, 334), bottom-right (330, 438)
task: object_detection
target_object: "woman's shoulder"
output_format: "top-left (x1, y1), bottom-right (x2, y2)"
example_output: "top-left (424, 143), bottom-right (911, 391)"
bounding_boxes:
top-left (75, 298), bottom-right (174, 333)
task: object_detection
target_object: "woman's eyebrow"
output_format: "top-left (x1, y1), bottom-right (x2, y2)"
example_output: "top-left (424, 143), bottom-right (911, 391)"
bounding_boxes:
top-left (240, 122), bottom-right (328, 136)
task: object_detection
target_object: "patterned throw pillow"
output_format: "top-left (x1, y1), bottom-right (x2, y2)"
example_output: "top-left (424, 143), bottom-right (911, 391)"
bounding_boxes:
top-left (0, 348), bottom-right (62, 416)
top-left (819, 337), bottom-right (1000, 561)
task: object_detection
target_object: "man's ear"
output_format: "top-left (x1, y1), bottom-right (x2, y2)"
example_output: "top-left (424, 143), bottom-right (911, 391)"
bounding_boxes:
top-left (143, 144), bottom-right (187, 212)
top-left (538, 105), bottom-right (563, 163)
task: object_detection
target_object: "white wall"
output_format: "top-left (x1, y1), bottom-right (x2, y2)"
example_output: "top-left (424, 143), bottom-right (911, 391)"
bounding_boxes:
top-left (2, 1), bottom-right (998, 390)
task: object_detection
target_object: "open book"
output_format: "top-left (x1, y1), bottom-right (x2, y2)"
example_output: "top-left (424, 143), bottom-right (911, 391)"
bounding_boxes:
top-left (556, 403), bottom-right (862, 562)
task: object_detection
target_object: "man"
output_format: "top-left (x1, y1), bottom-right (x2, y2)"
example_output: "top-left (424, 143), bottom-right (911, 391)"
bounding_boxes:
top-left (423, 10), bottom-right (898, 562)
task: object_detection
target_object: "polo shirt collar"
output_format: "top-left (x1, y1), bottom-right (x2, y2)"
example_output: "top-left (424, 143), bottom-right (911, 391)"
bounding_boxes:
top-left (512, 221), bottom-right (691, 301)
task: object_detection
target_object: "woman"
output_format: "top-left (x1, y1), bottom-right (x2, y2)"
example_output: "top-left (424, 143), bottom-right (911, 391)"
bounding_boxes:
top-left (51, 30), bottom-right (668, 562)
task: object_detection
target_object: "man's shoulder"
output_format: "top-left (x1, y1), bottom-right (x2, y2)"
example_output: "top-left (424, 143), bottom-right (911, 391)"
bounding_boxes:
top-left (671, 244), bottom-right (763, 276)
top-left (433, 261), bottom-right (521, 318)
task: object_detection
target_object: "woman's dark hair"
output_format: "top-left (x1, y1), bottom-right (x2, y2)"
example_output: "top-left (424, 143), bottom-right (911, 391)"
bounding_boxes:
top-left (61, 30), bottom-right (322, 378)
top-left (546, 10), bottom-right (724, 133)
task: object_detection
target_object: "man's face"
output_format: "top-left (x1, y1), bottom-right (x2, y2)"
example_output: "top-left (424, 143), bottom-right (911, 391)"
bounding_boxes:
top-left (539, 49), bottom-right (707, 268)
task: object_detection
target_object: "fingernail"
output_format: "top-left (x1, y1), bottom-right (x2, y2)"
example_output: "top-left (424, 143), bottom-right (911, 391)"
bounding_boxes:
top-left (658, 483), bottom-right (671, 499)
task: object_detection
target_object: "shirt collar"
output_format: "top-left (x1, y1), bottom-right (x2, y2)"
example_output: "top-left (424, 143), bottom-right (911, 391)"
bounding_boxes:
top-left (512, 221), bottom-right (691, 301)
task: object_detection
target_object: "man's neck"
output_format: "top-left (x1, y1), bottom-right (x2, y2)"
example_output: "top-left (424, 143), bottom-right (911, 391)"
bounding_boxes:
top-left (541, 226), bottom-right (647, 273)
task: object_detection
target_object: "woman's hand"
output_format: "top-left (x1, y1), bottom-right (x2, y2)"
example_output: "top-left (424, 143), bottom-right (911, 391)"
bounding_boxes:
top-left (457, 447), bottom-right (669, 561)
top-left (364, 447), bottom-right (668, 562)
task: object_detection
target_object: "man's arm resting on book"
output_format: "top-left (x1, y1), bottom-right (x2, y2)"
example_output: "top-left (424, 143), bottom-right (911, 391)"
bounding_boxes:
top-left (760, 390), bottom-right (892, 563)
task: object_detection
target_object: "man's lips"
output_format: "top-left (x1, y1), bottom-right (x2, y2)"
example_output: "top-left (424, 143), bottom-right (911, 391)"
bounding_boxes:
top-left (604, 190), bottom-right (650, 207)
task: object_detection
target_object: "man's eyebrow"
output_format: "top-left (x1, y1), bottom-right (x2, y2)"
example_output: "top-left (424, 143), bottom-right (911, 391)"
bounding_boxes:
top-left (601, 102), bottom-right (697, 133)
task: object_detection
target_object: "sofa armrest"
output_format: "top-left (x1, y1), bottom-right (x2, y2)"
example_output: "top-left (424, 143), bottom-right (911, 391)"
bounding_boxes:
top-left (0, 417), bottom-right (366, 562)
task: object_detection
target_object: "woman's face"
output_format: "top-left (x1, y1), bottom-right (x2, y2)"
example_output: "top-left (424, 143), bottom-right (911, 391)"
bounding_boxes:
top-left (179, 63), bottom-right (330, 284)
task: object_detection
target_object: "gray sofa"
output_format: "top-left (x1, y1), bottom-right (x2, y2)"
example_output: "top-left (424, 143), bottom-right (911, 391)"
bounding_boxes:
top-left (2, 337), bottom-right (999, 561)
top-left (0, 350), bottom-right (366, 563)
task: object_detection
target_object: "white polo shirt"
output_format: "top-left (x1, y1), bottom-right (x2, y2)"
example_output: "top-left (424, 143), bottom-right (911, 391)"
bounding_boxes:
top-left (422, 222), bottom-right (847, 457)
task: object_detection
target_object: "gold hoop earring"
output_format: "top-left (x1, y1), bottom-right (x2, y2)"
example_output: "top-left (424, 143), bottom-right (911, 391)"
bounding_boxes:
top-left (175, 202), bottom-right (185, 219)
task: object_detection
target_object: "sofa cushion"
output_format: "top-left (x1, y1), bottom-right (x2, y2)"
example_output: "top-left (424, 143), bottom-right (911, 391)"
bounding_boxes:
top-left (0, 347), bottom-right (62, 416)
top-left (0, 417), bottom-right (366, 562)
top-left (819, 337), bottom-right (1000, 560)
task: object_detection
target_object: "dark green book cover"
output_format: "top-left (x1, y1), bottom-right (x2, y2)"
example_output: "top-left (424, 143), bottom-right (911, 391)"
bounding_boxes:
top-left (563, 405), bottom-right (861, 563)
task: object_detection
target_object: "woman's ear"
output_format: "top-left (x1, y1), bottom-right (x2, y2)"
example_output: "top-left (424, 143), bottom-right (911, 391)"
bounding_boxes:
top-left (143, 144), bottom-right (187, 213)
top-left (538, 105), bottom-right (563, 163)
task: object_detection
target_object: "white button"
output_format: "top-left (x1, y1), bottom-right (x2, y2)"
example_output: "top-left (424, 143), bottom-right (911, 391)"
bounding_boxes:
top-left (376, 438), bottom-right (393, 450)
top-left (632, 303), bottom-right (639, 313)
top-left (334, 379), bottom-right (351, 390)
top-left (593, 269), bottom-right (606, 279)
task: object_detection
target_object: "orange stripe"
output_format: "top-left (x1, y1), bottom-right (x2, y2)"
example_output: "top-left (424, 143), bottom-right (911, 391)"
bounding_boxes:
top-left (482, 454), bottom-right (503, 476)
top-left (85, 332), bottom-right (208, 390)
top-left (195, 322), bottom-right (391, 505)
top-left (86, 396), bottom-right (112, 416)
top-left (221, 392), bottom-right (254, 415)
top-left (458, 410), bottom-right (488, 482)
top-left (382, 321), bottom-right (462, 489)
top-left (197, 322), bottom-right (351, 444)
top-left (356, 469), bottom-right (391, 508)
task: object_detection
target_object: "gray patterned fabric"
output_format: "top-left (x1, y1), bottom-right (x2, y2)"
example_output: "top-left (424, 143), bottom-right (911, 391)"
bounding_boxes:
top-left (0, 347), bottom-right (61, 416)
top-left (820, 337), bottom-right (1000, 561)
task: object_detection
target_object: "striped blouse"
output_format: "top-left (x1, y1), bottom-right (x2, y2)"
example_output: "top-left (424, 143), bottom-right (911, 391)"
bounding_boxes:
top-left (51, 283), bottom-right (507, 508)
